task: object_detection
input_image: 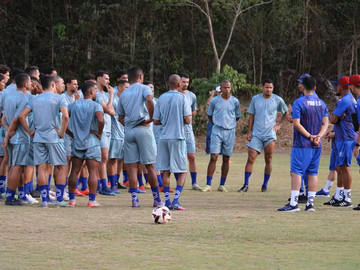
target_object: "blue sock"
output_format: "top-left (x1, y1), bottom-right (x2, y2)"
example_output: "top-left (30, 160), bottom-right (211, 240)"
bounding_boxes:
top-left (157, 174), bottom-right (163, 187)
top-left (163, 186), bottom-right (171, 206)
top-left (220, 177), bottom-right (226, 186)
top-left (100, 179), bottom-right (107, 190)
top-left (174, 173), bottom-right (179, 181)
top-left (89, 193), bottom-right (96, 202)
top-left (206, 176), bottom-right (212, 186)
top-left (0, 175), bottom-right (6, 193)
top-left (263, 174), bottom-right (270, 187)
top-left (123, 171), bottom-right (128, 183)
top-left (300, 177), bottom-right (305, 194)
top-left (151, 186), bottom-right (161, 202)
top-left (65, 177), bottom-right (68, 186)
top-left (5, 187), bottom-right (15, 202)
top-left (75, 178), bottom-right (79, 189)
top-left (144, 173), bottom-right (148, 184)
top-left (25, 183), bottom-right (29, 194)
top-left (129, 188), bottom-right (139, 202)
top-left (56, 184), bottom-right (65, 202)
top-left (39, 185), bottom-right (48, 202)
top-left (97, 180), bottom-right (101, 190)
top-left (80, 177), bottom-right (88, 191)
top-left (115, 174), bottom-right (120, 184)
top-left (47, 175), bottom-right (52, 201)
top-left (172, 185), bottom-right (183, 205)
top-left (108, 175), bottom-right (116, 188)
top-left (18, 186), bottom-right (25, 200)
top-left (137, 174), bottom-right (144, 187)
top-left (244, 172), bottom-right (251, 186)
top-left (69, 192), bottom-right (75, 201)
top-left (303, 174), bottom-right (308, 195)
top-left (190, 172), bottom-right (197, 185)
top-left (29, 179), bottom-right (34, 192)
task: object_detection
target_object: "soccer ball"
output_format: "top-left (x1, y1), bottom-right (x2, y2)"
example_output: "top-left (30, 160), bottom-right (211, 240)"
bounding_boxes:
top-left (152, 206), bottom-right (171, 224)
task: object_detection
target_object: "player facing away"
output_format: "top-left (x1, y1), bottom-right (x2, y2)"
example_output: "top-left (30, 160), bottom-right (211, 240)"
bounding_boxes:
top-left (324, 76), bottom-right (357, 207)
top-left (238, 79), bottom-right (288, 193)
top-left (278, 76), bottom-right (328, 212)
top-left (67, 82), bottom-right (104, 207)
top-left (117, 67), bottom-right (164, 208)
top-left (19, 76), bottom-right (69, 208)
top-left (203, 80), bottom-right (241, 192)
top-left (154, 74), bottom-right (191, 210)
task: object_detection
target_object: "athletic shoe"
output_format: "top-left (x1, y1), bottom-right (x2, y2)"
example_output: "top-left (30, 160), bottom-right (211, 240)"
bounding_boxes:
top-left (63, 193), bottom-right (69, 201)
top-left (5, 199), bottom-right (24, 206)
top-left (100, 188), bottom-right (116, 196)
top-left (158, 187), bottom-right (175, 193)
top-left (137, 187), bottom-right (146, 194)
top-left (74, 189), bottom-right (84, 196)
top-left (277, 203), bottom-right (300, 212)
top-left (30, 190), bottom-right (40, 198)
top-left (171, 203), bottom-right (186, 211)
top-left (218, 185), bottom-right (228, 192)
top-left (138, 185), bottom-right (146, 192)
top-left (323, 196), bottom-right (340, 206)
top-left (132, 200), bottom-right (140, 207)
top-left (21, 197), bottom-right (34, 204)
top-left (49, 194), bottom-right (56, 201)
top-left (304, 204), bottom-right (315, 212)
top-left (205, 152), bottom-right (210, 155)
top-left (1, 193), bottom-right (7, 199)
top-left (261, 186), bottom-right (268, 193)
top-left (41, 201), bottom-right (48, 208)
top-left (81, 189), bottom-right (89, 195)
top-left (0, 193), bottom-right (6, 201)
top-left (332, 199), bottom-right (353, 207)
top-left (353, 204), bottom-right (360, 210)
top-left (110, 187), bottom-right (121, 194)
top-left (55, 201), bottom-right (72, 207)
top-left (48, 199), bottom-right (56, 205)
top-left (117, 183), bottom-right (127, 189)
top-left (315, 189), bottom-right (330, 197)
top-left (202, 185), bottom-right (211, 192)
top-left (153, 200), bottom-right (165, 207)
top-left (68, 201), bottom-right (76, 207)
top-left (87, 201), bottom-right (101, 208)
top-left (238, 185), bottom-right (248, 192)
top-left (165, 202), bottom-right (172, 208)
top-left (298, 194), bottom-right (307, 204)
top-left (145, 182), bottom-right (151, 189)
top-left (27, 194), bottom-right (39, 203)
top-left (49, 190), bottom-right (56, 197)
top-left (107, 182), bottom-right (111, 187)
top-left (122, 181), bottom-right (129, 187)
top-left (192, 183), bottom-right (202, 190)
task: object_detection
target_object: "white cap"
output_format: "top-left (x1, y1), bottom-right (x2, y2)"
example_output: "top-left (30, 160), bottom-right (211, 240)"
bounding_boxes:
top-left (215, 86), bottom-right (221, 92)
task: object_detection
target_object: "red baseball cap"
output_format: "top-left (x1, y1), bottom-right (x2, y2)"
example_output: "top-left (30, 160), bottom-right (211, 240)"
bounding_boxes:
top-left (350, 74), bottom-right (360, 86)
top-left (332, 76), bottom-right (350, 87)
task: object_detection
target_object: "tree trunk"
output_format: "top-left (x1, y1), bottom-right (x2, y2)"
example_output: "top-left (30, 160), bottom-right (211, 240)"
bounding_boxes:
top-left (50, 0), bottom-right (54, 65)
top-left (149, 40), bottom-right (155, 83)
top-left (252, 35), bottom-right (256, 84)
top-left (204, 0), bottom-right (220, 73)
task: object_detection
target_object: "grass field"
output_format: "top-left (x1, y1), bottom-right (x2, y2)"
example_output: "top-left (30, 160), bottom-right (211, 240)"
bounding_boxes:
top-left (1, 152), bottom-right (360, 270)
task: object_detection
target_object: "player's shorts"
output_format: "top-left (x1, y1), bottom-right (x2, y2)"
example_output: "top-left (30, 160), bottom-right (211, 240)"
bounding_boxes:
top-left (246, 135), bottom-right (275, 153)
top-left (185, 132), bottom-right (196, 154)
top-left (8, 143), bottom-right (29, 166)
top-left (27, 142), bottom-right (34, 166)
top-left (329, 149), bottom-right (336, 170)
top-left (64, 135), bottom-right (73, 157)
top-left (109, 139), bottom-right (124, 160)
top-left (210, 125), bottom-right (235, 157)
top-left (335, 141), bottom-right (355, 167)
top-left (124, 125), bottom-right (156, 164)
top-left (290, 147), bottom-right (322, 176)
top-left (73, 146), bottom-right (101, 163)
top-left (0, 128), bottom-right (5, 157)
top-left (100, 132), bottom-right (111, 149)
top-left (34, 142), bottom-right (67, 166)
top-left (155, 139), bottom-right (187, 173)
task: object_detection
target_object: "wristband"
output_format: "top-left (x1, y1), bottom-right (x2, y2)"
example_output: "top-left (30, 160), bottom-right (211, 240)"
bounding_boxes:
top-left (308, 135), bottom-right (312, 140)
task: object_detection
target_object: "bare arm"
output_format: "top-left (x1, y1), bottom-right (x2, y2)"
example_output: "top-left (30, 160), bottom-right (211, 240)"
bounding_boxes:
top-left (1, 113), bottom-right (9, 131)
top-left (329, 114), bottom-right (340, 124)
top-left (145, 95), bottom-right (154, 123)
top-left (206, 90), bottom-right (215, 108)
top-left (273, 111), bottom-right (289, 132)
top-left (96, 111), bottom-right (104, 135)
top-left (2, 118), bottom-right (19, 147)
top-left (184, 115), bottom-right (191, 125)
top-left (19, 108), bottom-right (32, 136)
top-left (247, 114), bottom-right (254, 141)
top-left (154, 120), bottom-right (161, 125)
top-left (56, 107), bottom-right (69, 138)
top-left (118, 115), bottom-right (125, 126)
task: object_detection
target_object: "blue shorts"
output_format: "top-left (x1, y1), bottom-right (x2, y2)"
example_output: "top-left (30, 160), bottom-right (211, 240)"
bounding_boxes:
top-left (290, 147), bottom-right (322, 176)
top-left (155, 139), bottom-right (187, 173)
top-left (335, 141), bottom-right (355, 167)
top-left (73, 146), bottom-right (101, 163)
top-left (109, 139), bottom-right (124, 160)
top-left (34, 142), bottom-right (67, 166)
top-left (246, 136), bottom-right (275, 153)
top-left (64, 134), bottom-right (73, 157)
top-left (8, 143), bottom-right (29, 166)
top-left (100, 132), bottom-right (111, 149)
top-left (329, 149), bottom-right (336, 171)
top-left (210, 125), bottom-right (235, 157)
top-left (185, 132), bottom-right (196, 154)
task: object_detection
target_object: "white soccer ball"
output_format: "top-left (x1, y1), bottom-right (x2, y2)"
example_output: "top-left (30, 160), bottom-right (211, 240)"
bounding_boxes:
top-left (152, 206), bottom-right (171, 224)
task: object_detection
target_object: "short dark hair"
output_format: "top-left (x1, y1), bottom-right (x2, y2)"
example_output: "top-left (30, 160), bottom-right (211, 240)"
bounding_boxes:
top-left (42, 67), bottom-right (56, 76)
top-left (0, 65), bottom-right (10, 75)
top-left (262, 79), bottom-right (274, 85)
top-left (25, 66), bottom-right (39, 77)
top-left (30, 76), bottom-right (40, 84)
top-left (115, 70), bottom-right (127, 79)
top-left (11, 68), bottom-right (24, 79)
top-left (65, 76), bottom-right (77, 85)
top-left (117, 80), bottom-right (129, 86)
top-left (179, 73), bottom-right (189, 79)
top-left (0, 74), bottom-right (4, 81)
top-left (15, 73), bottom-right (30, 88)
top-left (84, 74), bottom-right (95, 82)
top-left (41, 76), bottom-right (56, 90)
top-left (94, 70), bottom-right (109, 81)
top-left (81, 81), bottom-right (96, 96)
top-left (128, 67), bottom-right (143, 81)
top-left (143, 81), bottom-right (153, 86)
top-left (302, 76), bottom-right (316, 90)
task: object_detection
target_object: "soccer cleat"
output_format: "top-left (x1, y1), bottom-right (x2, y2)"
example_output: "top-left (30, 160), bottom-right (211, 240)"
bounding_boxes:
top-left (117, 183), bottom-right (127, 189)
top-left (1, 193), bottom-right (7, 199)
top-left (49, 194), bottom-right (56, 201)
top-left (21, 197), bottom-right (34, 204)
top-left (49, 190), bottom-right (56, 197)
top-left (277, 203), bottom-right (300, 212)
top-left (138, 185), bottom-right (146, 192)
top-left (261, 186), bottom-right (268, 193)
top-left (110, 187), bottom-right (121, 194)
top-left (27, 194), bottom-right (39, 203)
top-left (238, 185), bottom-right (248, 192)
top-left (41, 201), bottom-right (48, 208)
top-left (304, 204), bottom-right (315, 212)
top-left (68, 201), bottom-right (76, 207)
top-left (218, 185), bottom-right (228, 192)
top-left (107, 182), bottom-right (111, 187)
top-left (122, 181), bottom-right (129, 187)
top-left (323, 196), bottom-right (340, 206)
top-left (100, 188), bottom-right (116, 196)
top-left (55, 201), bottom-right (72, 207)
top-left (0, 193), bottom-right (6, 202)
top-left (30, 190), bottom-right (40, 198)
top-left (171, 203), bottom-right (186, 211)
top-left (63, 193), bottom-right (69, 201)
top-left (145, 182), bottom-right (151, 189)
top-left (316, 189), bottom-right (330, 198)
top-left (5, 199), bottom-right (24, 206)
top-left (81, 189), bottom-right (89, 195)
top-left (158, 187), bottom-right (175, 193)
top-left (137, 187), bottom-right (146, 194)
top-left (353, 204), bottom-right (360, 211)
top-left (332, 199), bottom-right (353, 207)
top-left (192, 183), bottom-right (202, 190)
top-left (132, 200), bottom-right (140, 208)
top-left (153, 200), bottom-right (165, 207)
top-left (74, 189), bottom-right (84, 196)
top-left (202, 185), bottom-right (212, 192)
top-left (87, 201), bottom-right (101, 208)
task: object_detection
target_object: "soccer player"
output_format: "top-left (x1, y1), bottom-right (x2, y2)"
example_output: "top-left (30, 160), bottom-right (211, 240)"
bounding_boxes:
top-left (203, 80), bottom-right (241, 192)
top-left (42, 67), bottom-right (57, 77)
top-left (0, 65), bottom-right (10, 84)
top-left (117, 66), bottom-right (163, 208)
top-left (238, 79), bottom-right (288, 193)
top-left (4, 68), bottom-right (24, 93)
top-left (19, 76), bottom-right (69, 207)
top-left (205, 86), bottom-right (221, 155)
top-left (113, 70), bottom-right (128, 95)
top-left (25, 66), bottom-right (40, 81)
top-left (0, 74), bottom-right (6, 200)
top-left (179, 73), bottom-right (201, 190)
top-left (154, 74), bottom-right (191, 210)
top-left (278, 76), bottom-right (328, 212)
top-left (67, 81), bottom-right (104, 207)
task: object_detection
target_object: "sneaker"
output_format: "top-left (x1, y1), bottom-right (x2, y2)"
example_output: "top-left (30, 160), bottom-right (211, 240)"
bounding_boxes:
top-left (171, 203), bottom-right (186, 211)
top-left (87, 201), bottom-right (101, 207)
top-left (5, 199), bottom-right (24, 206)
top-left (75, 189), bottom-right (84, 196)
top-left (316, 188), bottom-right (330, 198)
top-left (49, 190), bottom-right (56, 197)
top-left (324, 196), bottom-right (340, 206)
top-left (261, 186), bottom-right (268, 193)
top-left (192, 183), bottom-right (202, 190)
top-left (0, 193), bottom-right (5, 201)
top-left (277, 203), bottom-right (300, 212)
top-left (288, 194), bottom-right (307, 203)
top-left (202, 185), bottom-right (211, 192)
top-left (132, 200), bottom-right (140, 207)
top-left (63, 193), bottom-right (69, 201)
top-left (138, 185), bottom-right (146, 192)
top-left (100, 188), bottom-right (116, 196)
top-left (218, 185), bottom-right (228, 192)
top-left (153, 200), bottom-right (165, 207)
top-left (165, 202), bottom-right (172, 208)
top-left (30, 190), bottom-right (40, 198)
top-left (117, 183), bottom-right (127, 189)
top-left (137, 187), bottom-right (146, 194)
top-left (145, 182), bottom-right (151, 189)
top-left (123, 181), bottom-right (129, 187)
top-left (68, 201), bottom-right (76, 207)
top-left (353, 204), bottom-right (360, 210)
top-left (41, 201), bottom-right (48, 208)
top-left (1, 192), bottom-right (7, 199)
top-left (48, 199), bottom-right (56, 205)
top-left (332, 199), bottom-right (353, 207)
top-left (49, 194), bottom-right (56, 201)
top-left (21, 197), bottom-right (34, 204)
top-left (304, 204), bottom-right (315, 212)
top-left (110, 187), bottom-right (121, 194)
top-left (238, 185), bottom-right (248, 192)
top-left (81, 189), bottom-right (89, 195)
top-left (27, 194), bottom-right (39, 204)
top-left (55, 201), bottom-right (72, 207)
top-left (158, 187), bottom-right (175, 193)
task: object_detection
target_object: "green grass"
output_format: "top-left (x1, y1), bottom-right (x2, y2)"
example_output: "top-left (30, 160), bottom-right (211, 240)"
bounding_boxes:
top-left (1, 153), bottom-right (360, 270)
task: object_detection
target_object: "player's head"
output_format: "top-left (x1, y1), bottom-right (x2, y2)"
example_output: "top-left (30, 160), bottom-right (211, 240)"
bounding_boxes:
top-left (179, 73), bottom-right (189, 91)
top-left (0, 65), bottom-right (10, 84)
top-left (15, 73), bottom-right (31, 91)
top-left (42, 67), bottom-right (57, 76)
top-left (115, 70), bottom-right (128, 82)
top-left (220, 80), bottom-right (231, 96)
top-left (302, 76), bottom-right (316, 92)
top-left (129, 67), bottom-right (144, 83)
top-left (332, 76), bottom-right (350, 96)
top-left (11, 68), bottom-right (25, 83)
top-left (167, 74), bottom-right (181, 91)
top-left (297, 74), bottom-right (310, 92)
top-left (31, 76), bottom-right (43, 95)
top-left (84, 74), bottom-right (95, 83)
top-left (144, 81), bottom-right (154, 96)
top-left (53, 76), bottom-right (65, 94)
top-left (95, 70), bottom-right (110, 88)
top-left (117, 79), bottom-right (130, 94)
top-left (65, 76), bottom-right (78, 94)
top-left (41, 76), bottom-right (57, 92)
top-left (81, 81), bottom-right (97, 100)
top-left (25, 66), bottom-right (40, 81)
top-left (0, 75), bottom-right (5, 91)
top-left (350, 74), bottom-right (360, 96)
top-left (262, 79), bottom-right (274, 97)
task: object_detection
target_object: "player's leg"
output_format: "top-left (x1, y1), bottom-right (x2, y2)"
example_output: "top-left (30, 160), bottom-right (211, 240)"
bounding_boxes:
top-left (0, 136), bottom-right (6, 200)
top-left (304, 147), bottom-right (321, 212)
top-left (86, 158), bottom-right (101, 207)
top-left (68, 156), bottom-right (83, 207)
top-left (261, 141), bottom-right (275, 192)
top-left (79, 162), bottom-right (89, 194)
top-left (137, 163), bottom-right (146, 193)
top-left (203, 126), bottom-right (221, 192)
top-left (316, 149), bottom-right (337, 197)
top-left (186, 131), bottom-right (200, 190)
top-left (0, 146), bottom-right (9, 199)
top-left (107, 138), bottom-right (120, 193)
top-left (117, 140), bottom-right (127, 189)
top-left (24, 166), bottom-right (37, 203)
top-left (98, 132), bottom-right (115, 196)
top-left (155, 139), bottom-right (171, 206)
top-left (205, 121), bottom-right (213, 155)
top-left (217, 155), bottom-right (230, 192)
top-left (238, 148), bottom-right (259, 192)
top-left (217, 129), bottom-right (235, 192)
top-left (122, 163), bottom-right (129, 186)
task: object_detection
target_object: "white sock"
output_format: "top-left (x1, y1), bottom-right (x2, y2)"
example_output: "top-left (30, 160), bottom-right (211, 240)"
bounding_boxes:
top-left (307, 191), bottom-right (316, 206)
top-left (344, 189), bottom-right (351, 202)
top-left (323, 180), bottom-right (334, 192)
top-left (290, 190), bottom-right (300, 206)
top-left (335, 187), bottom-right (344, 200)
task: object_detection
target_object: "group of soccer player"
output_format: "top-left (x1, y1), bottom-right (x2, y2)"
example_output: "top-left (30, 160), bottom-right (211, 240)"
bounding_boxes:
top-left (1, 63), bottom-right (360, 212)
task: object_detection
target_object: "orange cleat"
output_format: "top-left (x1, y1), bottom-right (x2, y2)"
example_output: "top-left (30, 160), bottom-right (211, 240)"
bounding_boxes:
top-left (107, 182), bottom-right (111, 187)
top-left (68, 201), bottom-right (76, 207)
top-left (158, 187), bottom-right (175, 193)
top-left (123, 181), bottom-right (129, 187)
top-left (138, 185), bottom-right (146, 192)
top-left (87, 201), bottom-right (101, 208)
top-left (81, 189), bottom-right (89, 195)
top-left (229, 160), bottom-right (233, 164)
top-left (75, 189), bottom-right (84, 196)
